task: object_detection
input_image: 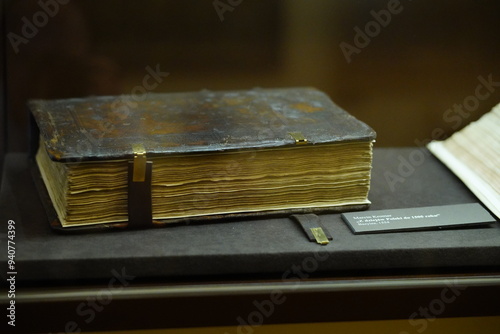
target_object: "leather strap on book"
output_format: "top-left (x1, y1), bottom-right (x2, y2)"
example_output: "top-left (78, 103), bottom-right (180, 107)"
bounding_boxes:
top-left (291, 214), bottom-right (332, 245)
top-left (127, 145), bottom-right (153, 228)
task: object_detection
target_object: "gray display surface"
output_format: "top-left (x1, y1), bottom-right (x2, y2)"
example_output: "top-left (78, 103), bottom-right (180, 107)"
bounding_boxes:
top-left (1, 148), bottom-right (499, 282)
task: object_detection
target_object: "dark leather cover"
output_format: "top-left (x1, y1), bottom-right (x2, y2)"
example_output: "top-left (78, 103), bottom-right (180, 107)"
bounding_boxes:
top-left (28, 87), bottom-right (376, 162)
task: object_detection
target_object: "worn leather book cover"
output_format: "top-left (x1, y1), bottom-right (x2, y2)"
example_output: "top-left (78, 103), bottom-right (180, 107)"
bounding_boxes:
top-left (29, 87), bottom-right (376, 231)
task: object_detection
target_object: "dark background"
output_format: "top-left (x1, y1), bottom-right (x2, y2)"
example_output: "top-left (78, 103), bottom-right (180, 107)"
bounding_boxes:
top-left (1, 3), bottom-right (500, 333)
top-left (2, 0), bottom-right (500, 153)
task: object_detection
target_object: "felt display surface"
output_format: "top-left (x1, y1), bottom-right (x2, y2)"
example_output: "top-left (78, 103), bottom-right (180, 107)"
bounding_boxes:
top-left (1, 148), bottom-right (499, 282)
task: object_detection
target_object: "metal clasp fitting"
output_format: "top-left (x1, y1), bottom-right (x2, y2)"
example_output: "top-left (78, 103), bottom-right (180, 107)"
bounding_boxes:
top-left (132, 144), bottom-right (147, 182)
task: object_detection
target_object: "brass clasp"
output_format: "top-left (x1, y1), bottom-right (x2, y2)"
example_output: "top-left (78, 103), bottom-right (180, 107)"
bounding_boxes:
top-left (289, 132), bottom-right (308, 145)
top-left (132, 144), bottom-right (147, 182)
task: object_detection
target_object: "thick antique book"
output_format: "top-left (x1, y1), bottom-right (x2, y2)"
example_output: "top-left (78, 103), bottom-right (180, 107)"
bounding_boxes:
top-left (428, 103), bottom-right (499, 218)
top-left (29, 87), bottom-right (376, 230)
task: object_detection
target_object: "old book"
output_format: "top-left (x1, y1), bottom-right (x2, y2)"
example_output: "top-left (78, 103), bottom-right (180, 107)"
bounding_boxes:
top-left (29, 87), bottom-right (376, 229)
top-left (428, 103), bottom-right (500, 218)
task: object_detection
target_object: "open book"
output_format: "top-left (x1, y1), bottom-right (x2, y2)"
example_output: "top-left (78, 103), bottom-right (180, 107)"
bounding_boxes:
top-left (428, 103), bottom-right (500, 218)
